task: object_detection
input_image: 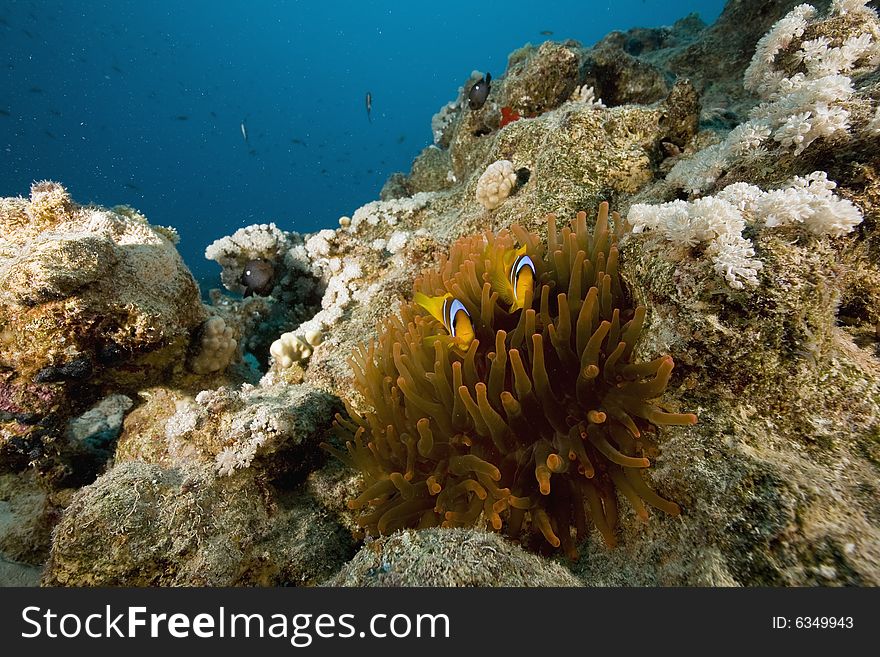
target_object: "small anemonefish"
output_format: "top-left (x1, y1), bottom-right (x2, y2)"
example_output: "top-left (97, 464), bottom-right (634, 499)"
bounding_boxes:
top-left (487, 245), bottom-right (536, 312)
top-left (413, 292), bottom-right (475, 351)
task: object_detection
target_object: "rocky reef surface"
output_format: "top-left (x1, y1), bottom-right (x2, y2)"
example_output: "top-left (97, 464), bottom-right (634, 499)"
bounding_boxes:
top-left (1, 0), bottom-right (878, 586)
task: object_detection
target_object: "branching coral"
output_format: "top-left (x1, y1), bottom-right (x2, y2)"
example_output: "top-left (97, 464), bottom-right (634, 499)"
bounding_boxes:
top-left (269, 328), bottom-right (323, 368)
top-left (324, 204), bottom-right (697, 557)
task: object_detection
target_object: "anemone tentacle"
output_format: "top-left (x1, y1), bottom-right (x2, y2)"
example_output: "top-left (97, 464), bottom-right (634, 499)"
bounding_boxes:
top-left (322, 203), bottom-right (697, 557)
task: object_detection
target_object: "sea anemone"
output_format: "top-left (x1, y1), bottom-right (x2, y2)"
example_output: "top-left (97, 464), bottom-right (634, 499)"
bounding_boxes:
top-left (323, 203), bottom-right (697, 557)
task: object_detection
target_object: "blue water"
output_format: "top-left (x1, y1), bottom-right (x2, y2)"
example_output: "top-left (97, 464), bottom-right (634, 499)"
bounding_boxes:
top-left (0, 0), bottom-right (725, 286)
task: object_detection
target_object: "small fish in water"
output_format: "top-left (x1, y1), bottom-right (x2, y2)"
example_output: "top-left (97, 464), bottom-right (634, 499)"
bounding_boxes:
top-left (468, 72), bottom-right (491, 110)
top-left (0, 108), bottom-right (9, 117)
top-left (43, 129), bottom-right (57, 140)
top-left (239, 259), bottom-right (275, 297)
top-left (240, 120), bottom-right (248, 142)
top-left (414, 292), bottom-right (475, 351)
top-left (365, 91), bottom-right (372, 123)
top-left (175, 115), bottom-right (188, 121)
top-left (290, 138), bottom-right (306, 146)
top-left (28, 86), bottom-right (43, 94)
top-left (539, 30), bottom-right (554, 36)
top-left (396, 134), bottom-right (406, 144)
top-left (124, 182), bottom-right (140, 191)
top-left (487, 245), bottom-right (535, 311)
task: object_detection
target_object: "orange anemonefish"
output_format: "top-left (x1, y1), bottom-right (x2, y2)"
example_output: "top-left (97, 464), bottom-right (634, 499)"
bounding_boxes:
top-left (413, 292), bottom-right (475, 350)
top-left (487, 245), bottom-right (536, 312)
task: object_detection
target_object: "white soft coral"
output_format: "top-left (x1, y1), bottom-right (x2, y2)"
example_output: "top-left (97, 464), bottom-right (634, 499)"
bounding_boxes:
top-left (670, 2), bottom-right (880, 194)
top-left (628, 172), bottom-right (863, 289)
top-left (754, 171), bottom-right (864, 235)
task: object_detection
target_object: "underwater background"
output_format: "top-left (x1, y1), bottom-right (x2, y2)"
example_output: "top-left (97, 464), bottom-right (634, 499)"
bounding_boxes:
top-left (3, 0), bottom-right (880, 588)
top-left (0, 0), bottom-right (725, 286)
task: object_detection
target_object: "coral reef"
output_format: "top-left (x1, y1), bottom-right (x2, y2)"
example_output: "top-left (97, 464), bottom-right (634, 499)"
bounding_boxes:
top-left (325, 205), bottom-right (697, 557)
top-left (668, 1), bottom-right (880, 194)
top-left (306, 0), bottom-right (877, 584)
top-left (4, 0), bottom-right (880, 587)
top-left (188, 316), bottom-right (238, 374)
top-left (203, 222), bottom-right (327, 372)
top-left (627, 171), bottom-right (864, 288)
top-left (269, 329), bottom-right (323, 368)
top-left (205, 223), bottom-right (291, 295)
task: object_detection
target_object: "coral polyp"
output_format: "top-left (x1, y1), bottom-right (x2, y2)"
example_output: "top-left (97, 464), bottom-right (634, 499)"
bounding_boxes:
top-left (324, 203), bottom-right (697, 556)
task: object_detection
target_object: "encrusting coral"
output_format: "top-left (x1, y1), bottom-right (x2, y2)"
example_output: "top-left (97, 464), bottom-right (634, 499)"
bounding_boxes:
top-left (324, 203), bottom-right (697, 557)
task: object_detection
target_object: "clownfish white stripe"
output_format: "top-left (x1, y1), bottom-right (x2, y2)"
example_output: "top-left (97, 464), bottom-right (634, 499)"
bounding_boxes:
top-left (509, 254), bottom-right (535, 286)
top-left (443, 298), bottom-right (469, 337)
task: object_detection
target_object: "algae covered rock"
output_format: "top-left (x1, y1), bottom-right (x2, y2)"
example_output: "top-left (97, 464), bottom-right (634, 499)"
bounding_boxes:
top-left (326, 528), bottom-right (581, 587)
top-left (44, 378), bottom-right (349, 586)
top-left (406, 145), bottom-right (455, 194)
top-left (0, 471), bottom-right (66, 568)
top-left (117, 380), bottom-right (339, 483)
top-left (575, 216), bottom-right (880, 586)
top-left (0, 182), bottom-right (205, 486)
top-left (43, 460), bottom-right (354, 586)
top-left (500, 41), bottom-right (581, 115)
top-left (581, 31), bottom-right (671, 106)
